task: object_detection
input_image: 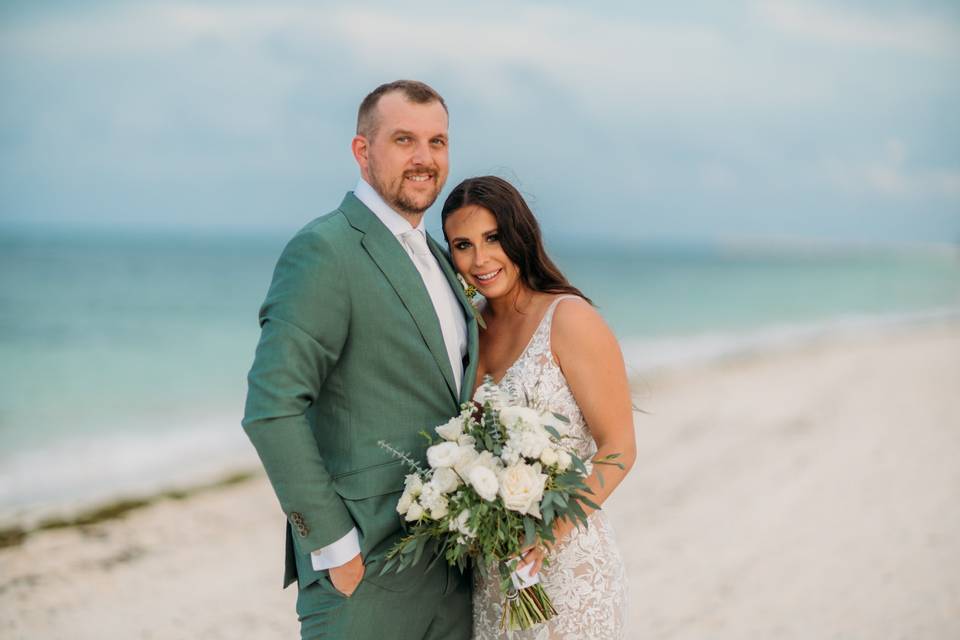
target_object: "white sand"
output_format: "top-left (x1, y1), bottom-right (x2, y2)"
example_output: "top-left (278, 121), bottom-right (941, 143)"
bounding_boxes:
top-left (2, 323), bottom-right (958, 639)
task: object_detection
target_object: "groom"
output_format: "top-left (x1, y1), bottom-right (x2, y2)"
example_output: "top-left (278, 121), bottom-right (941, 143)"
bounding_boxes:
top-left (243, 80), bottom-right (478, 639)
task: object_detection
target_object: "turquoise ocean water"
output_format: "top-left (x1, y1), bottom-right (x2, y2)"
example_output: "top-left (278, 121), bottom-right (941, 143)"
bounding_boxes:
top-left (1, 229), bottom-right (958, 519)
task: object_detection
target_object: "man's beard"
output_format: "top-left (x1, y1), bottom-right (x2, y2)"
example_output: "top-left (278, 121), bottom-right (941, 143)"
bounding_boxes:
top-left (369, 165), bottom-right (443, 215)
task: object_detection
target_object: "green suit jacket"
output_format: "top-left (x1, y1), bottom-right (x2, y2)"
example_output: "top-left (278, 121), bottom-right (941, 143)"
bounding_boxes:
top-left (243, 192), bottom-right (479, 590)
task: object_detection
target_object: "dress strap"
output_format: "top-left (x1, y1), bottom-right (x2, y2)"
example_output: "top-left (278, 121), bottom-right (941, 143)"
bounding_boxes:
top-left (542, 294), bottom-right (582, 334)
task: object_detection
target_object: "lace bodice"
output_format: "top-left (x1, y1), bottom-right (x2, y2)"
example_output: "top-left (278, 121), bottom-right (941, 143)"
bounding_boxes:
top-left (473, 295), bottom-right (628, 640)
top-left (497, 296), bottom-right (598, 464)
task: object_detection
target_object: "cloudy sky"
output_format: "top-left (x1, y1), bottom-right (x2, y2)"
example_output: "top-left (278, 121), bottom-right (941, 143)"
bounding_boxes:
top-left (1, 1), bottom-right (958, 244)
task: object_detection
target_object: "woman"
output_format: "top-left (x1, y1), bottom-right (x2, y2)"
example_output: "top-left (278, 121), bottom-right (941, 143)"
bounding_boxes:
top-left (441, 176), bottom-right (636, 639)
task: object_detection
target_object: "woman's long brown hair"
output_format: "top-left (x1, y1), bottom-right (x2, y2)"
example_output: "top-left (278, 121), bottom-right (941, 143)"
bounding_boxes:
top-left (441, 176), bottom-right (592, 304)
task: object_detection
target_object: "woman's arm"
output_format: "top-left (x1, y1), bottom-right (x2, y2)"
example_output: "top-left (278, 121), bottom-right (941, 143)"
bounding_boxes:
top-left (521, 296), bottom-right (637, 573)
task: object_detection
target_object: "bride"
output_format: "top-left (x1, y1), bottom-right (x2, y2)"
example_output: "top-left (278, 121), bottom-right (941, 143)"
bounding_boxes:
top-left (441, 176), bottom-right (636, 639)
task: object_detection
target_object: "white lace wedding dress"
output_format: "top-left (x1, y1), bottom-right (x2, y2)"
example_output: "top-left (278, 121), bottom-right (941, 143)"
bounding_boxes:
top-left (472, 295), bottom-right (628, 640)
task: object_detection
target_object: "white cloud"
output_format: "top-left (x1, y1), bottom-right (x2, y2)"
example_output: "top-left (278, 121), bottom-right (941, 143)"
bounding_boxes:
top-left (757, 0), bottom-right (960, 56)
top-left (0, 2), bottom-right (838, 117)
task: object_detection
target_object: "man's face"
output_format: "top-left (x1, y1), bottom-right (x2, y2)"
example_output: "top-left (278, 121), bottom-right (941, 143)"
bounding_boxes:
top-left (355, 92), bottom-right (449, 217)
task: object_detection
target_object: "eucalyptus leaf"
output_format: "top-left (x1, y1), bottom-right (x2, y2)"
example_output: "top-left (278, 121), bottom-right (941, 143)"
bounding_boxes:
top-left (523, 517), bottom-right (536, 548)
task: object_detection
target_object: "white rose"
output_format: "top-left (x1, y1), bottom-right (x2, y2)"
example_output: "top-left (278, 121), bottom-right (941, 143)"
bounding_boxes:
top-left (426, 441), bottom-right (460, 468)
top-left (404, 473), bottom-right (423, 496)
top-left (540, 447), bottom-right (558, 467)
top-left (499, 462), bottom-right (548, 518)
top-left (435, 415), bottom-right (464, 442)
top-left (431, 467), bottom-right (461, 494)
top-left (457, 433), bottom-right (476, 447)
top-left (396, 490), bottom-right (413, 515)
top-left (556, 450), bottom-right (572, 471)
top-left (405, 501), bottom-right (424, 521)
top-left (468, 466), bottom-right (500, 502)
top-left (498, 406), bottom-right (543, 430)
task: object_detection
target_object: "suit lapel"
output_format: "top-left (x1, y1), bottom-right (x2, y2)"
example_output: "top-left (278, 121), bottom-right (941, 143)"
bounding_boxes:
top-left (340, 194), bottom-right (458, 402)
top-left (427, 233), bottom-right (480, 404)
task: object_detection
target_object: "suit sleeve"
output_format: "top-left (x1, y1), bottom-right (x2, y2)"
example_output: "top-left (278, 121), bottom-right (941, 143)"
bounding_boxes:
top-left (242, 227), bottom-right (355, 551)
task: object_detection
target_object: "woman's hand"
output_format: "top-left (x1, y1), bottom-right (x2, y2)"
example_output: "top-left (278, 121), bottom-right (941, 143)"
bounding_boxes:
top-left (518, 518), bottom-right (576, 576)
top-left (517, 544), bottom-right (546, 577)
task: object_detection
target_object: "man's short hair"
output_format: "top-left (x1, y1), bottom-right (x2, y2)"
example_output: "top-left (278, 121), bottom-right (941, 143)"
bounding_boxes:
top-left (356, 80), bottom-right (448, 140)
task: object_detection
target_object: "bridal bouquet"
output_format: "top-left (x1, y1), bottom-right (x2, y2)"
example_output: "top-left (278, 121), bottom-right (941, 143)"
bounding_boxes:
top-left (379, 379), bottom-right (621, 631)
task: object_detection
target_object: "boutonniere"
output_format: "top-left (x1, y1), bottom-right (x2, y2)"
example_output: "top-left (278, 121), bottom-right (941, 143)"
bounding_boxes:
top-left (457, 274), bottom-right (487, 330)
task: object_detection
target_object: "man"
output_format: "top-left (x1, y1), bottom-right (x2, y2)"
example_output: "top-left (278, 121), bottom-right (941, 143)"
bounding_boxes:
top-left (243, 80), bottom-right (478, 639)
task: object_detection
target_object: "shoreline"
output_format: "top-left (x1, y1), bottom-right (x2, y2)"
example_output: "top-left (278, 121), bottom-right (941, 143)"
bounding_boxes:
top-left (0, 469), bottom-right (261, 550)
top-left (4, 314), bottom-right (958, 537)
top-left (2, 307), bottom-right (957, 531)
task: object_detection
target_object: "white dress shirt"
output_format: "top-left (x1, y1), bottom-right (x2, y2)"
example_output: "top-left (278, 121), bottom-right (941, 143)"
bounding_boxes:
top-left (311, 179), bottom-right (468, 571)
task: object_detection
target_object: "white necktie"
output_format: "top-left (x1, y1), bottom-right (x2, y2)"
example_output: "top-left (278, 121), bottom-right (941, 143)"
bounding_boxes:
top-left (399, 229), bottom-right (465, 392)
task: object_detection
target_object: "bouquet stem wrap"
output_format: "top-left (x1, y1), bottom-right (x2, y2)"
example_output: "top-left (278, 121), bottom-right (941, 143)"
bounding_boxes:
top-left (502, 561), bottom-right (558, 630)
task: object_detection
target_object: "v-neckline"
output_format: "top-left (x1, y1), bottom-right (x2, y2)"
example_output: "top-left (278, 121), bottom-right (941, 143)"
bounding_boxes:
top-left (479, 297), bottom-right (560, 389)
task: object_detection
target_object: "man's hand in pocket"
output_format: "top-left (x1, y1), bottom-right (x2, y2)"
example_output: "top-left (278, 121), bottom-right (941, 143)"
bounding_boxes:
top-left (329, 553), bottom-right (365, 597)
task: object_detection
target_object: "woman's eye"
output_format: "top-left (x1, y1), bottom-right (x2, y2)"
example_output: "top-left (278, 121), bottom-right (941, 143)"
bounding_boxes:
top-left (454, 241), bottom-right (470, 250)
top-left (486, 233), bottom-right (499, 243)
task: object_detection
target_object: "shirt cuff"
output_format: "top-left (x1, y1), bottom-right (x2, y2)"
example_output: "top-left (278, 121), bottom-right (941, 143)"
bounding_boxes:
top-left (310, 527), bottom-right (360, 571)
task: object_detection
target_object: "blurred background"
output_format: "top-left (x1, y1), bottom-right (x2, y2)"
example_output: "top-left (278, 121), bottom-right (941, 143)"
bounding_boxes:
top-left (0, 4), bottom-right (959, 636)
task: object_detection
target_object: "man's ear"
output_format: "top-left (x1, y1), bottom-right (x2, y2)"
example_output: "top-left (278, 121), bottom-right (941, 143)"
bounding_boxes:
top-left (351, 135), bottom-right (369, 172)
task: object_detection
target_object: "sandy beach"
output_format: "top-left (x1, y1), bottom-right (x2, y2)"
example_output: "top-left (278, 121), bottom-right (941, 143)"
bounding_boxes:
top-left (2, 321), bottom-right (958, 639)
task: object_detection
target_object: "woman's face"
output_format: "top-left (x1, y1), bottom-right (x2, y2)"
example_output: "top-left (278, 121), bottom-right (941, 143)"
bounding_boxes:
top-left (444, 205), bottom-right (522, 301)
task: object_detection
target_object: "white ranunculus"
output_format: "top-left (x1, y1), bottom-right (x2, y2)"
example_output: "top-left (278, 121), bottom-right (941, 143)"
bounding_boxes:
top-left (404, 473), bottom-right (423, 496)
top-left (498, 405), bottom-right (543, 430)
top-left (540, 447), bottom-right (559, 467)
top-left (426, 441), bottom-right (460, 469)
top-left (405, 501), bottom-right (424, 521)
top-left (396, 490), bottom-right (413, 515)
top-left (453, 446), bottom-right (479, 479)
top-left (431, 467), bottom-right (461, 494)
top-left (499, 462), bottom-right (548, 518)
top-left (435, 415), bottom-right (465, 442)
top-left (556, 450), bottom-right (572, 471)
top-left (468, 466), bottom-right (500, 502)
